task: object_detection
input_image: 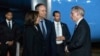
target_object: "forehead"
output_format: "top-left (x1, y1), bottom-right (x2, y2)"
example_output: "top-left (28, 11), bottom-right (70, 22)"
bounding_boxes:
top-left (38, 5), bottom-right (46, 10)
top-left (71, 10), bottom-right (78, 14)
top-left (6, 12), bottom-right (13, 15)
top-left (55, 13), bottom-right (60, 15)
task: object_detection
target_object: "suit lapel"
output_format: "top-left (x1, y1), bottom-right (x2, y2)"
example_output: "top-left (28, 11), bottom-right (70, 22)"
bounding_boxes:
top-left (76, 19), bottom-right (84, 30)
top-left (73, 19), bottom-right (84, 35)
top-left (3, 20), bottom-right (10, 29)
top-left (11, 21), bottom-right (15, 30)
top-left (44, 19), bottom-right (48, 38)
top-left (37, 24), bottom-right (44, 40)
top-left (53, 22), bottom-right (56, 36)
top-left (61, 23), bottom-right (64, 35)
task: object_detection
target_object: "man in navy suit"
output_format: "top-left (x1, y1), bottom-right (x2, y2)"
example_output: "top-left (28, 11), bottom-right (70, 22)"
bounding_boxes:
top-left (65, 6), bottom-right (91, 56)
top-left (0, 10), bottom-right (21, 56)
top-left (52, 11), bottom-right (70, 56)
top-left (35, 3), bottom-right (54, 56)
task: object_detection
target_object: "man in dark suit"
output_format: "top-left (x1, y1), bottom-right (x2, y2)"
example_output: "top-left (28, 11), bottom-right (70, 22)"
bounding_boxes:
top-left (0, 10), bottom-right (21, 56)
top-left (35, 3), bottom-right (53, 56)
top-left (52, 11), bottom-right (70, 56)
top-left (65, 6), bottom-right (91, 56)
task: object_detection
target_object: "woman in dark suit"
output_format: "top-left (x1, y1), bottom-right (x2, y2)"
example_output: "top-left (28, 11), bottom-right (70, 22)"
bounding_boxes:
top-left (23, 11), bottom-right (43, 56)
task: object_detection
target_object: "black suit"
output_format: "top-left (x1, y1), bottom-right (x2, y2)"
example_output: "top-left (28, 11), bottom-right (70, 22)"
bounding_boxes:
top-left (23, 24), bottom-right (43, 56)
top-left (0, 20), bottom-right (21, 56)
top-left (52, 22), bottom-right (70, 56)
top-left (68, 19), bottom-right (91, 56)
top-left (23, 19), bottom-right (53, 56)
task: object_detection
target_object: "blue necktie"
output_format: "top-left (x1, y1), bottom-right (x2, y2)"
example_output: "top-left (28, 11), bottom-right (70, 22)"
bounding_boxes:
top-left (41, 21), bottom-right (46, 38)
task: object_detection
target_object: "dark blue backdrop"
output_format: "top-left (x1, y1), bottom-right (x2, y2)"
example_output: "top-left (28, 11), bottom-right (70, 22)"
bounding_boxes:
top-left (52, 0), bottom-right (100, 42)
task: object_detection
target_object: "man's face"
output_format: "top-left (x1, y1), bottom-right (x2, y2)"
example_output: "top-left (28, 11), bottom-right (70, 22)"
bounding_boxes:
top-left (70, 10), bottom-right (78, 22)
top-left (5, 12), bottom-right (13, 20)
top-left (54, 13), bottom-right (60, 22)
top-left (38, 5), bottom-right (47, 19)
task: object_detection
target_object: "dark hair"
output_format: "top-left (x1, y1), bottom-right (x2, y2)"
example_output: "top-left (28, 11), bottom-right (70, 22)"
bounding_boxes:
top-left (25, 11), bottom-right (39, 25)
top-left (35, 3), bottom-right (45, 10)
top-left (5, 10), bottom-right (13, 15)
top-left (53, 10), bottom-right (60, 16)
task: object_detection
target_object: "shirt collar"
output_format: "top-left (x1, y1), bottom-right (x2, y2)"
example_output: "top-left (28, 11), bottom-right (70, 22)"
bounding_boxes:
top-left (76, 17), bottom-right (83, 25)
top-left (6, 19), bottom-right (12, 23)
top-left (40, 19), bottom-right (45, 22)
top-left (54, 21), bottom-right (60, 24)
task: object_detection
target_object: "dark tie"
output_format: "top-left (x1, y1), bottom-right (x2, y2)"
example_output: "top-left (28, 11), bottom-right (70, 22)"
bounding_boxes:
top-left (8, 21), bottom-right (11, 29)
top-left (41, 21), bottom-right (46, 38)
top-left (74, 24), bottom-right (77, 30)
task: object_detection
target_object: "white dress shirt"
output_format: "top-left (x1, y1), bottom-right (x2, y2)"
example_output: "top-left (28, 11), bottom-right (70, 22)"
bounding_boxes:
top-left (6, 19), bottom-right (12, 29)
top-left (54, 21), bottom-right (63, 44)
top-left (76, 17), bottom-right (83, 26)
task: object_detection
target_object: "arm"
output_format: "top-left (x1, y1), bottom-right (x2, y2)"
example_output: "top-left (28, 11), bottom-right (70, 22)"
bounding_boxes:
top-left (63, 24), bottom-right (71, 46)
top-left (68, 26), bottom-right (86, 51)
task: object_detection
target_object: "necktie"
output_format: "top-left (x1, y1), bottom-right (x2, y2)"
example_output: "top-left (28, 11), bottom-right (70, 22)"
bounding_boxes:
top-left (8, 21), bottom-right (11, 29)
top-left (74, 24), bottom-right (77, 30)
top-left (41, 21), bottom-right (46, 38)
top-left (56, 22), bottom-right (60, 36)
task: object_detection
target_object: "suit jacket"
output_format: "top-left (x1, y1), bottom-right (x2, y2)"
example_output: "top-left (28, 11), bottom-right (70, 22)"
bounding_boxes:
top-left (40, 19), bottom-right (53, 56)
top-left (68, 19), bottom-right (91, 56)
top-left (23, 24), bottom-right (43, 56)
top-left (0, 20), bottom-right (21, 44)
top-left (51, 22), bottom-right (71, 56)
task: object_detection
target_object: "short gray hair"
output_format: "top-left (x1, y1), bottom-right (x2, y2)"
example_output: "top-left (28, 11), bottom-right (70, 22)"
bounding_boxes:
top-left (71, 6), bottom-right (85, 16)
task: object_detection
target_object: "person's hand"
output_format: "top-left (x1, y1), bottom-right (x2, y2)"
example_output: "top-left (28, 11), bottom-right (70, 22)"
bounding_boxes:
top-left (60, 36), bottom-right (65, 40)
top-left (56, 37), bottom-right (61, 41)
top-left (6, 41), bottom-right (14, 46)
top-left (56, 36), bottom-right (65, 41)
top-left (65, 46), bottom-right (69, 53)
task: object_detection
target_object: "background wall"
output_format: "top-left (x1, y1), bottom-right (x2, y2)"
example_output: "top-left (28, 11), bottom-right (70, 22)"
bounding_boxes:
top-left (51, 0), bottom-right (100, 42)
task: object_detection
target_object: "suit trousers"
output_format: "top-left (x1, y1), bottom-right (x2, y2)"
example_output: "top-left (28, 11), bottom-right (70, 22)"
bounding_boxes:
top-left (0, 43), bottom-right (16, 56)
top-left (56, 44), bottom-right (67, 56)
